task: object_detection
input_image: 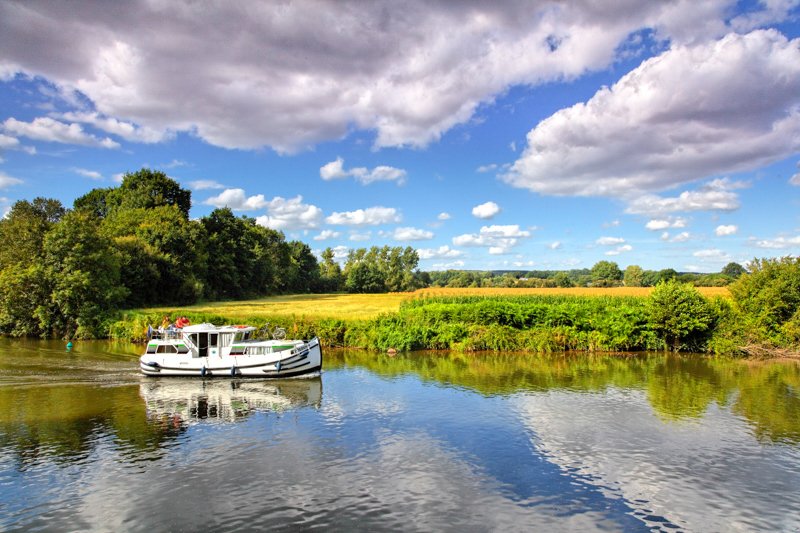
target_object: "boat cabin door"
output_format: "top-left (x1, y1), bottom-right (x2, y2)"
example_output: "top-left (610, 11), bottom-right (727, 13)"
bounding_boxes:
top-left (190, 332), bottom-right (210, 357)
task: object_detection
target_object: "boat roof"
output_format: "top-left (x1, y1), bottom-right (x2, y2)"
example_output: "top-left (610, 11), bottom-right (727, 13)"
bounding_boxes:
top-left (181, 323), bottom-right (257, 333)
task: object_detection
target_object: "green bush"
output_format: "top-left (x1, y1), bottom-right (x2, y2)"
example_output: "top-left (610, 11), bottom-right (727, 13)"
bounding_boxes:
top-left (648, 280), bottom-right (714, 351)
top-left (729, 257), bottom-right (800, 347)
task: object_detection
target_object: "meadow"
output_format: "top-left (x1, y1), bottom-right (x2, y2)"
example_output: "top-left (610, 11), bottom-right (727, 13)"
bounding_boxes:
top-left (135, 286), bottom-right (731, 322)
top-left (109, 286), bottom-right (736, 354)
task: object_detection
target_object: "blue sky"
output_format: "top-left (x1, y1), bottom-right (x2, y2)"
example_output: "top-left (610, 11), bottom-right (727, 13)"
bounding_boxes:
top-left (1, 1), bottom-right (799, 272)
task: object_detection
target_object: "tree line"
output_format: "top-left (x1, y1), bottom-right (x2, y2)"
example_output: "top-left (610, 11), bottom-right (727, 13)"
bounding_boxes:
top-left (0, 169), bottom-right (421, 338)
top-left (428, 260), bottom-right (746, 289)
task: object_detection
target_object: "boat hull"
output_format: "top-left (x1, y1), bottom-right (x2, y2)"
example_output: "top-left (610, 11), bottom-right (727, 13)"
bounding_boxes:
top-left (140, 337), bottom-right (322, 378)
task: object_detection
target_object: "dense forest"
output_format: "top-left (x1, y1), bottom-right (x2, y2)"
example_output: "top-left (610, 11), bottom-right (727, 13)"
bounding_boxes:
top-left (0, 169), bottom-right (422, 338)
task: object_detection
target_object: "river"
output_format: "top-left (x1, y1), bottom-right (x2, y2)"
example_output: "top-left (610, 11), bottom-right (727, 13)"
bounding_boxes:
top-left (1, 338), bottom-right (799, 531)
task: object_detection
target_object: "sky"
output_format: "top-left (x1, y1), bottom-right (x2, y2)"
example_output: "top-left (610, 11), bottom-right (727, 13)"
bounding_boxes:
top-left (0, 1), bottom-right (799, 273)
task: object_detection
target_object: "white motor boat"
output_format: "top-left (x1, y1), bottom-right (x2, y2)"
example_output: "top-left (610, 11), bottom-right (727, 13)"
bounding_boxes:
top-left (139, 323), bottom-right (322, 378)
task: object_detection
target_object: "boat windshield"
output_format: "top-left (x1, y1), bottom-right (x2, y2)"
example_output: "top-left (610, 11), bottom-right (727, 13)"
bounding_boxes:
top-left (233, 331), bottom-right (251, 342)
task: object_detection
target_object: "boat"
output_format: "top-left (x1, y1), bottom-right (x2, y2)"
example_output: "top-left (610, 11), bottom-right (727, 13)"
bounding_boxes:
top-left (139, 377), bottom-right (322, 424)
top-left (139, 322), bottom-right (322, 378)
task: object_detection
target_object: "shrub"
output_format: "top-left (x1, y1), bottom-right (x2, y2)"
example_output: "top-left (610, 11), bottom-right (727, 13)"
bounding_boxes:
top-left (729, 257), bottom-right (800, 347)
top-left (648, 280), bottom-right (714, 351)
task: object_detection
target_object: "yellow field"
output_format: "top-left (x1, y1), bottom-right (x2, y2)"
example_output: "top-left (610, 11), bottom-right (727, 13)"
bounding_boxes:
top-left (141, 292), bottom-right (410, 320)
top-left (140, 286), bottom-right (731, 321)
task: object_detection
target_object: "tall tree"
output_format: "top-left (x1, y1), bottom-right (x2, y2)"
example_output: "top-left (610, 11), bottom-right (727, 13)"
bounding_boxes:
top-left (624, 265), bottom-right (645, 287)
top-left (111, 169), bottom-right (192, 218)
top-left (0, 198), bottom-right (65, 269)
top-left (591, 261), bottom-right (623, 287)
top-left (40, 211), bottom-right (126, 338)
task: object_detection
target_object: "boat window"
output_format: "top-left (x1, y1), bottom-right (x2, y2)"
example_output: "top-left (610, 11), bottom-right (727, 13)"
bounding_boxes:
top-left (230, 345), bottom-right (245, 355)
top-left (156, 344), bottom-right (177, 354)
top-left (234, 332), bottom-right (243, 342)
top-left (243, 331), bottom-right (251, 340)
top-left (146, 344), bottom-right (157, 354)
top-left (210, 333), bottom-right (218, 347)
top-left (246, 346), bottom-right (268, 355)
top-left (176, 344), bottom-right (189, 354)
top-left (220, 333), bottom-right (233, 347)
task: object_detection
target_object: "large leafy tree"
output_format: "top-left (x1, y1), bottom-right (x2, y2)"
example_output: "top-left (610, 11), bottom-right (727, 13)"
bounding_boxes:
top-left (624, 265), bottom-right (645, 287)
top-left (0, 198), bottom-right (66, 269)
top-left (103, 205), bottom-right (207, 306)
top-left (75, 169), bottom-right (192, 219)
top-left (591, 261), bottom-right (623, 287)
top-left (40, 211), bottom-right (126, 338)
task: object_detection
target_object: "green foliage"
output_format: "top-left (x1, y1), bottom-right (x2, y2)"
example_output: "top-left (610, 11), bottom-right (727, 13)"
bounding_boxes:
top-left (41, 211), bottom-right (127, 338)
top-left (343, 246), bottom-right (421, 293)
top-left (319, 247), bottom-right (344, 292)
top-left (591, 261), bottom-right (623, 287)
top-left (0, 198), bottom-right (65, 270)
top-left (623, 265), bottom-right (644, 287)
top-left (648, 280), bottom-right (715, 351)
top-left (729, 257), bottom-right (800, 347)
top-left (722, 262), bottom-right (746, 279)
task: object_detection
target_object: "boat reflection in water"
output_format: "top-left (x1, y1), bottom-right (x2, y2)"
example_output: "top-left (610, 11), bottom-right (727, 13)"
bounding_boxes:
top-left (139, 377), bottom-right (322, 425)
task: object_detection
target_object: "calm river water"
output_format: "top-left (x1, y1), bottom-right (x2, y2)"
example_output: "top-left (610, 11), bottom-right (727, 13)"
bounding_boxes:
top-left (1, 338), bottom-right (800, 531)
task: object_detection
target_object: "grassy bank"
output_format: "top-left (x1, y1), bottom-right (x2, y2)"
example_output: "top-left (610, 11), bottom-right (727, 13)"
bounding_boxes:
top-left (110, 286), bottom-right (741, 354)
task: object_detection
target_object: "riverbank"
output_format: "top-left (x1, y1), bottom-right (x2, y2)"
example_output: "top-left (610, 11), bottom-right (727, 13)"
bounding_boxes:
top-left (109, 287), bottom-right (782, 356)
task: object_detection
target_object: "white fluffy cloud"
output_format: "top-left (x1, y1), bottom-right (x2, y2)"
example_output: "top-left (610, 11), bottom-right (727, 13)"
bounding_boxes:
top-left (73, 167), bottom-right (102, 180)
top-left (188, 180), bottom-right (225, 190)
top-left (57, 111), bottom-right (170, 143)
top-left (471, 201), bottom-right (501, 220)
top-left (506, 30), bottom-right (800, 199)
top-left (453, 224), bottom-right (531, 254)
top-left (255, 196), bottom-right (324, 230)
top-left (0, 134), bottom-right (19, 149)
top-left (2, 117), bottom-right (120, 148)
top-left (626, 179), bottom-right (745, 215)
top-left (2, 1), bottom-right (777, 152)
top-left (204, 188), bottom-right (268, 211)
top-left (313, 229), bottom-right (341, 241)
top-left (751, 235), bottom-right (800, 249)
top-left (670, 231), bottom-right (691, 243)
top-left (320, 157), bottom-right (406, 185)
top-left (596, 236), bottom-right (626, 246)
top-left (693, 248), bottom-right (732, 262)
top-left (326, 207), bottom-right (401, 226)
top-left (715, 224), bottom-right (738, 236)
top-left (417, 245), bottom-right (464, 260)
top-left (392, 227), bottom-right (434, 241)
top-left (645, 217), bottom-right (687, 230)
top-left (605, 244), bottom-right (633, 256)
top-left (437, 212), bottom-right (451, 221)
top-left (0, 171), bottom-right (23, 189)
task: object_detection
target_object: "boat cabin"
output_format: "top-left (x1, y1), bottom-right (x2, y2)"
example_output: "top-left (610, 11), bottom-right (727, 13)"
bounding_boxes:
top-left (146, 323), bottom-right (257, 358)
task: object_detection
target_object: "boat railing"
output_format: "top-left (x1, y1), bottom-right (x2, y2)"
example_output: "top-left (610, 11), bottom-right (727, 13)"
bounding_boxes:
top-left (150, 329), bottom-right (185, 341)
